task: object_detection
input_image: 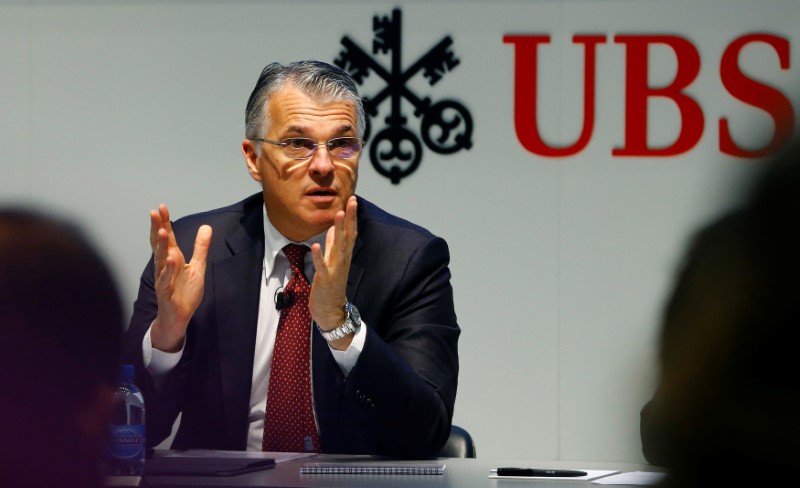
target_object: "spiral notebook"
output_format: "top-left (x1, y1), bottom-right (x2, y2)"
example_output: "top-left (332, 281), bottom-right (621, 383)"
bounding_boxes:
top-left (300, 462), bottom-right (446, 475)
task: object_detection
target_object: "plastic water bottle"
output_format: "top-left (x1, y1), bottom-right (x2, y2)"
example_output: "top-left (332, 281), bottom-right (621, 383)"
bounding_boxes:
top-left (107, 364), bottom-right (146, 476)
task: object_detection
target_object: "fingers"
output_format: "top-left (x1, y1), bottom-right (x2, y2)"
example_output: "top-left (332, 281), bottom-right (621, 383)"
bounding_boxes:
top-left (344, 196), bottom-right (358, 253)
top-left (310, 242), bottom-right (326, 279)
top-left (155, 252), bottom-right (177, 293)
top-left (190, 225), bottom-right (213, 276)
top-left (153, 227), bottom-right (170, 277)
top-left (150, 204), bottom-right (175, 250)
top-left (328, 207), bottom-right (344, 254)
top-left (151, 204), bottom-right (170, 279)
top-left (149, 209), bottom-right (161, 250)
top-left (326, 221), bottom-right (337, 258)
top-left (158, 204), bottom-right (178, 247)
top-left (308, 198), bottom-right (357, 326)
top-left (151, 204), bottom-right (195, 290)
top-left (329, 196), bottom-right (358, 255)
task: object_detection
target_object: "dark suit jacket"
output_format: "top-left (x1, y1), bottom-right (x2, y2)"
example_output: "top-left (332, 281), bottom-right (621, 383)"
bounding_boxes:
top-left (123, 193), bottom-right (460, 457)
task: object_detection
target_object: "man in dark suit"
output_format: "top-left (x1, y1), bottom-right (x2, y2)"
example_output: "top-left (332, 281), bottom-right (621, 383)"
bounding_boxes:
top-left (123, 60), bottom-right (460, 457)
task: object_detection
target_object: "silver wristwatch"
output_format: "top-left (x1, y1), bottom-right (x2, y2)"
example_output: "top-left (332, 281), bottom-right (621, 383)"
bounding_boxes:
top-left (317, 301), bottom-right (361, 341)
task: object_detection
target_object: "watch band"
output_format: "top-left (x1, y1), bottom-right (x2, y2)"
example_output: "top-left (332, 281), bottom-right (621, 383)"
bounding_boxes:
top-left (316, 301), bottom-right (361, 341)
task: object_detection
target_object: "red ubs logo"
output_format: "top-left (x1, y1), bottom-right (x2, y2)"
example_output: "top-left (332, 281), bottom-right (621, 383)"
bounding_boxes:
top-left (504, 34), bottom-right (794, 158)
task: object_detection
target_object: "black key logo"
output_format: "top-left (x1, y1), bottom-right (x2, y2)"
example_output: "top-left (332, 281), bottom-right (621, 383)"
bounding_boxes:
top-left (336, 8), bottom-right (473, 184)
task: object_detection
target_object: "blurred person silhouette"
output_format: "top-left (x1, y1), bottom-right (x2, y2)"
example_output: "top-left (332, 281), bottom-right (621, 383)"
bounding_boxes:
top-left (640, 139), bottom-right (800, 485)
top-left (0, 209), bottom-right (124, 488)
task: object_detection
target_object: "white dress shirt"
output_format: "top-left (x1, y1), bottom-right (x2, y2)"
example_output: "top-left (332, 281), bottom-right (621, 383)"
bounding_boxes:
top-left (143, 204), bottom-right (367, 450)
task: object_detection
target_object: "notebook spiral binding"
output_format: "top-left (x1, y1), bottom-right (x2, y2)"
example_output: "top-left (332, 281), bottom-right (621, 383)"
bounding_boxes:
top-left (299, 463), bottom-right (446, 475)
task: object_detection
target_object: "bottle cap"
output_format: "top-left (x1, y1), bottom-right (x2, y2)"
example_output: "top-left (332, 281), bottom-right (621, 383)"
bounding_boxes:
top-left (119, 364), bottom-right (135, 383)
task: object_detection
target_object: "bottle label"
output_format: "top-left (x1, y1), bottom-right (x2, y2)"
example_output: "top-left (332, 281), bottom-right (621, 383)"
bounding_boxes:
top-left (109, 424), bottom-right (146, 459)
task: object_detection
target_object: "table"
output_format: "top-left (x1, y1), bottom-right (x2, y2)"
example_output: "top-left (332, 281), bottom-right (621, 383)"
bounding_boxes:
top-left (140, 451), bottom-right (663, 488)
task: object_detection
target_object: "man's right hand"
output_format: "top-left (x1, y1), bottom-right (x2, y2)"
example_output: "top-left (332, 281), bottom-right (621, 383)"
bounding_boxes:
top-left (149, 204), bottom-right (212, 352)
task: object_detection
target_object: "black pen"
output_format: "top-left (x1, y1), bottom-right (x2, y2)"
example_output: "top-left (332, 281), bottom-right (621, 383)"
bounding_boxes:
top-left (491, 467), bottom-right (588, 477)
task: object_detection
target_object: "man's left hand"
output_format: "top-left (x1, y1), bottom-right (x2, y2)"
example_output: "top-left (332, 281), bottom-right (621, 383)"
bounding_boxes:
top-left (309, 195), bottom-right (358, 350)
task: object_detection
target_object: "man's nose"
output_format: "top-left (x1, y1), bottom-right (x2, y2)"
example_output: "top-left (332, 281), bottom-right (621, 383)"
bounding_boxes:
top-left (308, 146), bottom-right (335, 175)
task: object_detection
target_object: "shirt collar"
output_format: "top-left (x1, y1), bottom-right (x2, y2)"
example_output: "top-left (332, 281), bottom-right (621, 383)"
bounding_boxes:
top-left (262, 204), bottom-right (326, 276)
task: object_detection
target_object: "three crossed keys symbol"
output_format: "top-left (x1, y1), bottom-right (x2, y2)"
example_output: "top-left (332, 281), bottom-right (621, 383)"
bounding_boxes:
top-left (335, 8), bottom-right (474, 184)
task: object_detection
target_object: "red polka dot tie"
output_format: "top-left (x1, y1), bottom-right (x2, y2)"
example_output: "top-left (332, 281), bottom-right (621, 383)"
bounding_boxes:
top-left (262, 244), bottom-right (320, 452)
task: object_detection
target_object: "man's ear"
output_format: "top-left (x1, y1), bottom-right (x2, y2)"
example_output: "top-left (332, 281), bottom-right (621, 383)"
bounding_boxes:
top-left (242, 139), bottom-right (262, 182)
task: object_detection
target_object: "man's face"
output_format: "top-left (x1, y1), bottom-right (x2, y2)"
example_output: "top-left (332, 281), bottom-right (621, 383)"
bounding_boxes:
top-left (243, 85), bottom-right (360, 242)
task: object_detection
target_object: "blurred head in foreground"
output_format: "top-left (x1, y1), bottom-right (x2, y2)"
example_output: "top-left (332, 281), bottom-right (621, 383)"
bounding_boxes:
top-left (0, 209), bottom-right (124, 487)
top-left (649, 140), bottom-right (800, 486)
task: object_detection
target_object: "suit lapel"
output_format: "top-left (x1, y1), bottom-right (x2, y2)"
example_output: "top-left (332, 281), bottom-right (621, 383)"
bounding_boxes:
top-left (347, 237), bottom-right (364, 299)
top-left (214, 204), bottom-right (264, 448)
top-left (347, 198), bottom-right (366, 300)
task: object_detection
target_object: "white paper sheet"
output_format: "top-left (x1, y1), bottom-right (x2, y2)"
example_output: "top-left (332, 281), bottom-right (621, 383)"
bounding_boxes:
top-left (591, 471), bottom-right (667, 485)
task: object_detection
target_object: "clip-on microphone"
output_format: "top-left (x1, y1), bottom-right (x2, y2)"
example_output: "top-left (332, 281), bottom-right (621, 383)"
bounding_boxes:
top-left (274, 287), bottom-right (294, 311)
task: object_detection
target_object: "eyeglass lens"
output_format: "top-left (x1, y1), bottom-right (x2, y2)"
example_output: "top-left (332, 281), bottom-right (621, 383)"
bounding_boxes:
top-left (283, 137), bottom-right (362, 159)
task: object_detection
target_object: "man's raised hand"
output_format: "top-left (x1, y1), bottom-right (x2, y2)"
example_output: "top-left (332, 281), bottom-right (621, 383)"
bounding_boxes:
top-left (149, 204), bottom-right (212, 352)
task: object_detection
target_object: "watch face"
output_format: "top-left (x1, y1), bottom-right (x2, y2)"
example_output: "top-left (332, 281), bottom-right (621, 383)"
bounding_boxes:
top-left (349, 303), bottom-right (361, 325)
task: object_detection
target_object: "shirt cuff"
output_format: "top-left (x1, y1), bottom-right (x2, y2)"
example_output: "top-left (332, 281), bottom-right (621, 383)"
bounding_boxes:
top-left (328, 320), bottom-right (367, 377)
top-left (143, 323), bottom-right (185, 387)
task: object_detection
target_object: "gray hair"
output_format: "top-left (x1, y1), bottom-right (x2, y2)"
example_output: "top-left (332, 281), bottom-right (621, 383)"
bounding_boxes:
top-left (244, 60), bottom-right (366, 141)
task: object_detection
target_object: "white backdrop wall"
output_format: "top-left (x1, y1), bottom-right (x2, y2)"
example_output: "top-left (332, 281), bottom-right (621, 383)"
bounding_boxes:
top-left (2, 0), bottom-right (799, 463)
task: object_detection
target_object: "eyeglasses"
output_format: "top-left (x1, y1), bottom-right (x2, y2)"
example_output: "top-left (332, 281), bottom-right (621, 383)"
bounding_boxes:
top-left (252, 136), bottom-right (365, 160)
